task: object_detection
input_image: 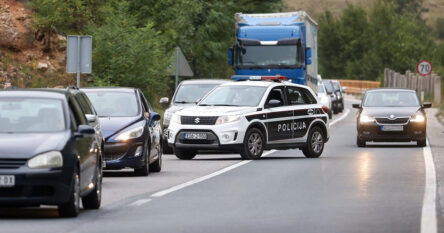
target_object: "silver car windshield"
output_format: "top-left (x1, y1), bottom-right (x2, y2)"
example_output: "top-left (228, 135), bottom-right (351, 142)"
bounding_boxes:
top-left (363, 91), bottom-right (419, 107)
top-left (0, 98), bottom-right (66, 133)
top-left (199, 85), bottom-right (267, 107)
top-left (174, 84), bottom-right (219, 104)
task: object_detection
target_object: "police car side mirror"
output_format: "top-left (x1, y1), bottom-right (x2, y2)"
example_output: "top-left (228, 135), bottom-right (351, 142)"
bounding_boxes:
top-left (266, 99), bottom-right (282, 108)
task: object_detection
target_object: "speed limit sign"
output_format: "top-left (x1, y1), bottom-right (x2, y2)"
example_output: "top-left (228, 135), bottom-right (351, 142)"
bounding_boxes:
top-left (417, 60), bottom-right (432, 76)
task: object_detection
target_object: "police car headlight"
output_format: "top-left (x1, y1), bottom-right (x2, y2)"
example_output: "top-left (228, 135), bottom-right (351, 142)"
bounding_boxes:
top-left (411, 112), bottom-right (425, 123)
top-left (216, 115), bottom-right (241, 125)
top-left (171, 114), bottom-right (181, 124)
top-left (359, 115), bottom-right (374, 124)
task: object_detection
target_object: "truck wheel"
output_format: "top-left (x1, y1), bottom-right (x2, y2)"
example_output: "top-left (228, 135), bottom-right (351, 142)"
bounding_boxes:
top-left (417, 139), bottom-right (426, 147)
top-left (82, 162), bottom-right (102, 209)
top-left (240, 128), bottom-right (264, 160)
top-left (175, 149), bottom-right (197, 160)
top-left (302, 127), bottom-right (324, 158)
top-left (357, 137), bottom-right (366, 147)
top-left (58, 167), bottom-right (80, 217)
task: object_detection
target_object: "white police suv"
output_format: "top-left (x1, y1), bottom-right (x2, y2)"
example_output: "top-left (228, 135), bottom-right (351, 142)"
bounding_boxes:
top-left (167, 75), bottom-right (330, 160)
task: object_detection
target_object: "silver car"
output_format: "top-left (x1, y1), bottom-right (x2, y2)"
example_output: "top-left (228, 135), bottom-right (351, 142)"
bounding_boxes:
top-left (316, 83), bottom-right (333, 119)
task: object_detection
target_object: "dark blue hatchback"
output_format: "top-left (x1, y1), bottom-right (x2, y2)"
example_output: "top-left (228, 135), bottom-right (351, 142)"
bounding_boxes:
top-left (83, 88), bottom-right (162, 176)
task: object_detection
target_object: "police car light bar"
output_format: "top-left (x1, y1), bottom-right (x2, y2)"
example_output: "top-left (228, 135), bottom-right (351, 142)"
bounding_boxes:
top-left (231, 75), bottom-right (289, 82)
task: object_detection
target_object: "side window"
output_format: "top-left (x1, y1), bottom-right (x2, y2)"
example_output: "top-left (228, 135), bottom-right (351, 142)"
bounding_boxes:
top-left (266, 86), bottom-right (286, 106)
top-left (286, 87), bottom-right (317, 105)
top-left (139, 91), bottom-right (150, 113)
top-left (75, 94), bottom-right (93, 115)
top-left (69, 97), bottom-right (87, 126)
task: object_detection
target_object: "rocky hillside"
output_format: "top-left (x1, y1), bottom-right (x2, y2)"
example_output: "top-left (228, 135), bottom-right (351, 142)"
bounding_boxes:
top-left (0, 0), bottom-right (69, 88)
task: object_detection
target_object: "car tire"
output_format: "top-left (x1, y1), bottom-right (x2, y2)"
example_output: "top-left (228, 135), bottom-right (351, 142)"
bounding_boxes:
top-left (150, 146), bottom-right (162, 172)
top-left (328, 110), bottom-right (333, 119)
top-left (333, 105), bottom-right (339, 114)
top-left (82, 161), bottom-right (102, 210)
top-left (240, 128), bottom-right (264, 160)
top-left (417, 139), bottom-right (426, 147)
top-left (302, 127), bottom-right (324, 158)
top-left (357, 137), bottom-right (366, 147)
top-left (175, 149), bottom-right (197, 160)
top-left (58, 167), bottom-right (81, 218)
top-left (134, 142), bottom-right (150, 176)
top-left (162, 139), bottom-right (173, 154)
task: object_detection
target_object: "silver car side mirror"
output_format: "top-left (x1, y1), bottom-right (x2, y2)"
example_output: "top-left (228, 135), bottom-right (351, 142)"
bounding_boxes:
top-left (160, 97), bottom-right (169, 104)
top-left (86, 114), bottom-right (98, 123)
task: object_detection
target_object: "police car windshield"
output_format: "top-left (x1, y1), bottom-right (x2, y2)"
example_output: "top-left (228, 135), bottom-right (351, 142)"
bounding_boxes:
top-left (363, 91), bottom-right (419, 107)
top-left (174, 84), bottom-right (219, 104)
top-left (199, 85), bottom-right (267, 107)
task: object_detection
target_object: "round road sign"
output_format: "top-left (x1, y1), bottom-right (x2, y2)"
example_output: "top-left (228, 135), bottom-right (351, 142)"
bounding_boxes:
top-left (417, 60), bottom-right (432, 76)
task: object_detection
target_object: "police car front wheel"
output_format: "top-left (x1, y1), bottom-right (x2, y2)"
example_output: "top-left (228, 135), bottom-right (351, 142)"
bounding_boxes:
top-left (302, 127), bottom-right (324, 158)
top-left (175, 149), bottom-right (197, 160)
top-left (240, 128), bottom-right (264, 160)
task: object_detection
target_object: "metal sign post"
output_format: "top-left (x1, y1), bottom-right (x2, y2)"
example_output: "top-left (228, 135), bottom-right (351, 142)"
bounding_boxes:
top-left (67, 36), bottom-right (92, 87)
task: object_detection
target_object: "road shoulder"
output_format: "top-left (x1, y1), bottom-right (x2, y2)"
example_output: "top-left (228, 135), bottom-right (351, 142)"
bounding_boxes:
top-left (426, 108), bottom-right (444, 230)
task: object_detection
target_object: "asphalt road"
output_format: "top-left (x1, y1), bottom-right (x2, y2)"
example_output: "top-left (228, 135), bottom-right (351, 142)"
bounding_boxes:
top-left (0, 100), bottom-right (432, 233)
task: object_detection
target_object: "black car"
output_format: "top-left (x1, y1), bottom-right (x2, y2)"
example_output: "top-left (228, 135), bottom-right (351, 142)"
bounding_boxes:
top-left (0, 89), bottom-right (102, 217)
top-left (83, 88), bottom-right (162, 176)
top-left (322, 80), bottom-right (341, 114)
top-left (353, 89), bottom-right (431, 147)
top-left (331, 80), bottom-right (344, 112)
top-left (159, 79), bottom-right (230, 154)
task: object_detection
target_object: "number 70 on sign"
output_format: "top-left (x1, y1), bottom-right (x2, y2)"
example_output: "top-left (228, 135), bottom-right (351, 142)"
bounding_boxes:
top-left (417, 60), bottom-right (432, 76)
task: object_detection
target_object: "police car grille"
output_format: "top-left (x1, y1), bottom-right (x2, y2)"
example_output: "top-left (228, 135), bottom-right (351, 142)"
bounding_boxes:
top-left (181, 116), bottom-right (218, 125)
top-left (0, 158), bottom-right (27, 169)
top-left (375, 117), bottom-right (409, 124)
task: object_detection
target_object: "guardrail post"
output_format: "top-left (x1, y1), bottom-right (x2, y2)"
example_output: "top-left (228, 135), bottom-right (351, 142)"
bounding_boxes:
top-left (434, 76), bottom-right (442, 105)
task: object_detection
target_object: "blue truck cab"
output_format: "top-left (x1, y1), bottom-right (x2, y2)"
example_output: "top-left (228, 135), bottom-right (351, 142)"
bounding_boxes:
top-left (228, 12), bottom-right (319, 89)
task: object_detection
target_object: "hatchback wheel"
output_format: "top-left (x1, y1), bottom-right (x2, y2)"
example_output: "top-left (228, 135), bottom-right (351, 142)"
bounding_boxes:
top-left (135, 142), bottom-right (150, 176)
top-left (58, 168), bottom-right (80, 217)
top-left (82, 162), bottom-right (102, 209)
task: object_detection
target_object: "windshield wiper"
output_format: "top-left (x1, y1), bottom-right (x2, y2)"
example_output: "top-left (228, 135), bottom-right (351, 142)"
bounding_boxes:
top-left (174, 101), bottom-right (195, 104)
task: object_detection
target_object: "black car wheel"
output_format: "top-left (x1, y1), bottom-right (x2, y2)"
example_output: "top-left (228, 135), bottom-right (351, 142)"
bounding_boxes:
top-left (150, 145), bottom-right (162, 172)
top-left (175, 149), bottom-right (197, 160)
top-left (58, 167), bottom-right (80, 217)
top-left (134, 142), bottom-right (150, 176)
top-left (417, 139), bottom-right (426, 147)
top-left (240, 128), bottom-right (264, 160)
top-left (357, 137), bottom-right (366, 147)
top-left (333, 104), bottom-right (339, 114)
top-left (328, 110), bottom-right (333, 119)
top-left (82, 160), bottom-right (102, 209)
top-left (302, 127), bottom-right (324, 158)
top-left (162, 138), bottom-right (173, 154)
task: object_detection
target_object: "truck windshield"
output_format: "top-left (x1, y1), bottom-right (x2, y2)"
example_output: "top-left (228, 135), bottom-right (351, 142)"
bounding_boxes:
top-left (236, 45), bottom-right (300, 68)
top-left (199, 85), bottom-right (267, 107)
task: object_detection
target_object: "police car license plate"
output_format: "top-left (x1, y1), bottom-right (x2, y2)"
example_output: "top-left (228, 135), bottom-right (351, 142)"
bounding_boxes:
top-left (381, 125), bottom-right (403, 131)
top-left (184, 132), bottom-right (207, 140)
top-left (0, 175), bottom-right (15, 187)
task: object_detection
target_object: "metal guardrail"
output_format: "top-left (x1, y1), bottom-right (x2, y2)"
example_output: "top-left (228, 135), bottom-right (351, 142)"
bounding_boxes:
top-left (338, 80), bottom-right (381, 95)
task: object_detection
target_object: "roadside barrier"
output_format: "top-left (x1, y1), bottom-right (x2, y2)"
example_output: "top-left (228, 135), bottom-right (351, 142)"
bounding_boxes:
top-left (384, 68), bottom-right (442, 105)
top-left (338, 80), bottom-right (380, 95)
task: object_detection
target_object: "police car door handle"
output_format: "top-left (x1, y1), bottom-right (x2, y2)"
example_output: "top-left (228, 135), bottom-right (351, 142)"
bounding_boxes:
top-left (307, 109), bottom-right (314, 115)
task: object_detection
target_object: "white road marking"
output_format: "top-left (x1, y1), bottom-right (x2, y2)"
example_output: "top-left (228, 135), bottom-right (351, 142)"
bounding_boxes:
top-left (144, 108), bottom-right (351, 200)
top-left (130, 198), bottom-right (152, 206)
top-left (329, 108), bottom-right (350, 127)
top-left (151, 150), bottom-right (277, 197)
top-left (421, 139), bottom-right (437, 233)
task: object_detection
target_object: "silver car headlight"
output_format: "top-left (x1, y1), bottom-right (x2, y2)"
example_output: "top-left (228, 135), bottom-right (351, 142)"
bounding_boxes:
top-left (115, 125), bottom-right (144, 141)
top-left (359, 115), bottom-right (375, 123)
top-left (28, 151), bottom-right (63, 169)
top-left (215, 115), bottom-right (241, 125)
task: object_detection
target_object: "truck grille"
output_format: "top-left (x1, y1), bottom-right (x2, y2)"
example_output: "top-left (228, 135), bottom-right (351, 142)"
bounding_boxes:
top-left (181, 116), bottom-right (218, 125)
top-left (375, 117), bottom-right (409, 124)
top-left (0, 158), bottom-right (27, 169)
